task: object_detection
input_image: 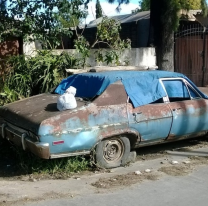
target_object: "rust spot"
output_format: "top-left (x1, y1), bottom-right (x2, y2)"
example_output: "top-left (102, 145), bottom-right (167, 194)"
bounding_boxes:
top-left (99, 126), bottom-right (139, 141)
top-left (128, 103), bottom-right (172, 120)
top-left (94, 81), bottom-right (127, 106)
top-left (166, 133), bottom-right (175, 140)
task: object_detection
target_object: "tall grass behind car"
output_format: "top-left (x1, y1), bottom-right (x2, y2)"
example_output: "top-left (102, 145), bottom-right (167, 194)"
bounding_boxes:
top-left (0, 50), bottom-right (75, 106)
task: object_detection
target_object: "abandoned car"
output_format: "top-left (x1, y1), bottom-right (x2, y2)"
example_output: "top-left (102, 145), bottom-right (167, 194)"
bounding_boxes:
top-left (0, 70), bottom-right (208, 168)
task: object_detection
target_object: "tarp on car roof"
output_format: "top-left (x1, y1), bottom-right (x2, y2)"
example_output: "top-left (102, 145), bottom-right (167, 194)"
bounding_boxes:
top-left (54, 70), bottom-right (208, 107)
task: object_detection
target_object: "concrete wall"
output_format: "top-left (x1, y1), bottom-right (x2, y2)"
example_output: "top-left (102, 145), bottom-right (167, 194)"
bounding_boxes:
top-left (23, 40), bottom-right (42, 57)
top-left (23, 42), bottom-right (157, 68)
top-left (52, 48), bottom-right (157, 69)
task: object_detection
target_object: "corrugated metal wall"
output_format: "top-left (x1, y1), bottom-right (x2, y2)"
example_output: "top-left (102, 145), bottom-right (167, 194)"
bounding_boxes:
top-left (175, 22), bottom-right (208, 86)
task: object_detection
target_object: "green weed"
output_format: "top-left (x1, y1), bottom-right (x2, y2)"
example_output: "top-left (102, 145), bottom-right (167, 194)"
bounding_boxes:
top-left (0, 139), bottom-right (90, 177)
top-left (0, 51), bottom-right (78, 105)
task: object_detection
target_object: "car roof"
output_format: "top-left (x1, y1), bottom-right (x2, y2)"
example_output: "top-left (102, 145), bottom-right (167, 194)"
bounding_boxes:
top-left (76, 70), bottom-right (185, 80)
top-left (55, 70), bottom-right (207, 107)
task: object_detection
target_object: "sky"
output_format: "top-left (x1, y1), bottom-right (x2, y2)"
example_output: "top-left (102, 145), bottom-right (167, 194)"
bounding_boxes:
top-left (86, 0), bottom-right (208, 24)
top-left (85, 0), bottom-right (139, 23)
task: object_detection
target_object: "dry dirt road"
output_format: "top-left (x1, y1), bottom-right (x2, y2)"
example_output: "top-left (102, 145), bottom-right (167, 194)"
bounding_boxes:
top-left (1, 136), bottom-right (208, 206)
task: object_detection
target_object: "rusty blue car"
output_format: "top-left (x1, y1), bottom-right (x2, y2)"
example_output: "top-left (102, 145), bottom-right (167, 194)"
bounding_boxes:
top-left (1, 70), bottom-right (208, 168)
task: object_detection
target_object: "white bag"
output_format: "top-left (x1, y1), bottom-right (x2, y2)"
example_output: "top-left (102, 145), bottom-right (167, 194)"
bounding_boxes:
top-left (57, 86), bottom-right (77, 111)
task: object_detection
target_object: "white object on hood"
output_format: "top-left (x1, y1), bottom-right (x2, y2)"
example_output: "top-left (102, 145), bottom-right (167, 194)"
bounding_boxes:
top-left (57, 86), bottom-right (77, 111)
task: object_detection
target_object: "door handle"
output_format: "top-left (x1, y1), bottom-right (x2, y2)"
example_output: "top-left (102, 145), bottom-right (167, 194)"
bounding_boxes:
top-left (133, 112), bottom-right (142, 116)
top-left (173, 108), bottom-right (181, 111)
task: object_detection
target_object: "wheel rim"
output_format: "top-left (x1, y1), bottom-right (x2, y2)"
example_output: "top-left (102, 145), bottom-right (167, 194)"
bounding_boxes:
top-left (103, 139), bottom-right (124, 163)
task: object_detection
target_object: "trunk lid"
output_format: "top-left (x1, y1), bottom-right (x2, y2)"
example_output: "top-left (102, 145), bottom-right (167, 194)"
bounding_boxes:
top-left (0, 93), bottom-right (86, 134)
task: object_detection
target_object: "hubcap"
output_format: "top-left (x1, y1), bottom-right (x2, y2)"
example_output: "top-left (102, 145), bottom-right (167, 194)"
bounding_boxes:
top-left (103, 139), bottom-right (124, 163)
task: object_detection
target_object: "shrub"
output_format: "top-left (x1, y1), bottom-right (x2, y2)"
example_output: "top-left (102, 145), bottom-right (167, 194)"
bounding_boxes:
top-left (0, 51), bottom-right (76, 105)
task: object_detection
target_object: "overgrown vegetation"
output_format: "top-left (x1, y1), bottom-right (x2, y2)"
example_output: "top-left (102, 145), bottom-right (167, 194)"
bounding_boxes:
top-left (0, 51), bottom-right (77, 105)
top-left (0, 139), bottom-right (90, 177)
top-left (133, 0), bottom-right (207, 13)
top-left (74, 17), bottom-right (131, 68)
top-left (0, 0), bottom-right (87, 48)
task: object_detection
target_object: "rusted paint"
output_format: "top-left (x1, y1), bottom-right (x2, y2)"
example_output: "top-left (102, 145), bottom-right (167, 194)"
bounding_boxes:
top-left (127, 102), bottom-right (173, 141)
top-left (166, 133), bottom-right (176, 140)
top-left (127, 102), bottom-right (172, 120)
top-left (98, 127), bottom-right (139, 140)
top-left (40, 103), bottom-right (128, 136)
top-left (94, 81), bottom-right (127, 106)
top-left (168, 98), bottom-right (208, 137)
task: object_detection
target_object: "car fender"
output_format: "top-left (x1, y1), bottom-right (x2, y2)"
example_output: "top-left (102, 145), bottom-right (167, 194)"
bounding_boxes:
top-left (93, 127), bottom-right (141, 149)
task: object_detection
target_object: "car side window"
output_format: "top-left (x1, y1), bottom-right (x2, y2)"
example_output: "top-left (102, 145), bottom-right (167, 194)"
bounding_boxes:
top-left (187, 85), bottom-right (201, 99)
top-left (162, 79), bottom-right (201, 102)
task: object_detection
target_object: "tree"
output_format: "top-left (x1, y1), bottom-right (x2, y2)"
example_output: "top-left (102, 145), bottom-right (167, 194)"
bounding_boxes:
top-left (136, 0), bottom-right (205, 12)
top-left (149, 0), bottom-right (207, 70)
top-left (96, 0), bottom-right (103, 19)
top-left (0, 0), bottom-right (87, 48)
top-left (131, 0), bottom-right (207, 70)
top-left (74, 17), bottom-right (131, 68)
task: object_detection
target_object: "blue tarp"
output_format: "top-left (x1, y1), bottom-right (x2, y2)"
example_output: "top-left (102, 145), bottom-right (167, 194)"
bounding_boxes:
top-left (55, 70), bottom-right (208, 107)
top-left (163, 80), bottom-right (190, 98)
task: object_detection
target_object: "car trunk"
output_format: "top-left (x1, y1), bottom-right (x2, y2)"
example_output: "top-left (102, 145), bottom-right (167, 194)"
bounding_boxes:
top-left (0, 93), bottom-right (86, 134)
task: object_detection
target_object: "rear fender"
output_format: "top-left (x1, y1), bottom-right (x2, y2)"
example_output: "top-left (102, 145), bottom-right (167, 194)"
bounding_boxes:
top-left (96, 128), bottom-right (140, 149)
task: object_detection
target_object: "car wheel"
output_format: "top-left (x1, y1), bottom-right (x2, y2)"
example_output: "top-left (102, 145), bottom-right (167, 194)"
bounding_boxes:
top-left (95, 136), bottom-right (130, 169)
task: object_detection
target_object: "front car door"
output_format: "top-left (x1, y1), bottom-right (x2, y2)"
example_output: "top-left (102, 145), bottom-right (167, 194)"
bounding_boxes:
top-left (127, 98), bottom-right (173, 144)
top-left (160, 78), bottom-right (208, 139)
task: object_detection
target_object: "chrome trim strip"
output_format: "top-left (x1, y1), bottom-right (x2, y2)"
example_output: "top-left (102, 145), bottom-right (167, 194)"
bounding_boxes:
top-left (35, 142), bottom-right (50, 147)
top-left (50, 151), bottom-right (90, 159)
top-left (6, 126), bottom-right (22, 138)
top-left (21, 133), bottom-right (27, 150)
top-left (2, 123), bottom-right (7, 139)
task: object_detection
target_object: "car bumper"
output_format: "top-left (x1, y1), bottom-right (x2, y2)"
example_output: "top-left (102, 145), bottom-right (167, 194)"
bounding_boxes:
top-left (0, 122), bottom-right (50, 159)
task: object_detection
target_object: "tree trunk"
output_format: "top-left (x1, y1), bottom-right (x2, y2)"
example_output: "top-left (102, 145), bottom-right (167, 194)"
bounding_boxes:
top-left (155, 33), bottom-right (174, 71)
top-left (150, 0), bottom-right (176, 71)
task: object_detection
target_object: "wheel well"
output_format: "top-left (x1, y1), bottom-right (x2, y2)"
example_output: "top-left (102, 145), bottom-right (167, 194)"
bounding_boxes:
top-left (100, 133), bottom-right (138, 149)
top-left (122, 133), bottom-right (138, 149)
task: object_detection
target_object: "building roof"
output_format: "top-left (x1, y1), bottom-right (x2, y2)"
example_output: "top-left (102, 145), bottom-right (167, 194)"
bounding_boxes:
top-left (85, 9), bottom-right (203, 29)
top-left (86, 11), bottom-right (150, 28)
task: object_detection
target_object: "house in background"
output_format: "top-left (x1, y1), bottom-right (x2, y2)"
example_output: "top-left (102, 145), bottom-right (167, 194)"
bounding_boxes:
top-left (61, 11), bottom-right (151, 49)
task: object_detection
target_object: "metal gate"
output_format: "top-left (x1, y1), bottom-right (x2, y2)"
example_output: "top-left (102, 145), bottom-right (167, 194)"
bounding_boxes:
top-left (174, 21), bottom-right (208, 86)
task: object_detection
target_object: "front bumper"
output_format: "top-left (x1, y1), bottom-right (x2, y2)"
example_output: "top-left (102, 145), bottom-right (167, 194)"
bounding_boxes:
top-left (0, 122), bottom-right (50, 159)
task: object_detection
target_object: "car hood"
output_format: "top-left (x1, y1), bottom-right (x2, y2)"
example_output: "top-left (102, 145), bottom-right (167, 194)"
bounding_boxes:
top-left (0, 93), bottom-right (86, 134)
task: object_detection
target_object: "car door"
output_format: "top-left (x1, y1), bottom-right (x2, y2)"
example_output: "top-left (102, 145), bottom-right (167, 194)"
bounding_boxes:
top-left (127, 98), bottom-right (173, 142)
top-left (161, 78), bottom-right (208, 139)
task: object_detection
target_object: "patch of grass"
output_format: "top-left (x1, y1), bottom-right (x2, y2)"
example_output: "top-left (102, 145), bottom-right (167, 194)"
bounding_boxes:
top-left (0, 139), bottom-right (90, 178)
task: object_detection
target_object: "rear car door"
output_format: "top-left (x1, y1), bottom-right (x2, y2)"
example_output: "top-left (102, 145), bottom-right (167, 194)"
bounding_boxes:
top-left (161, 78), bottom-right (208, 139)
